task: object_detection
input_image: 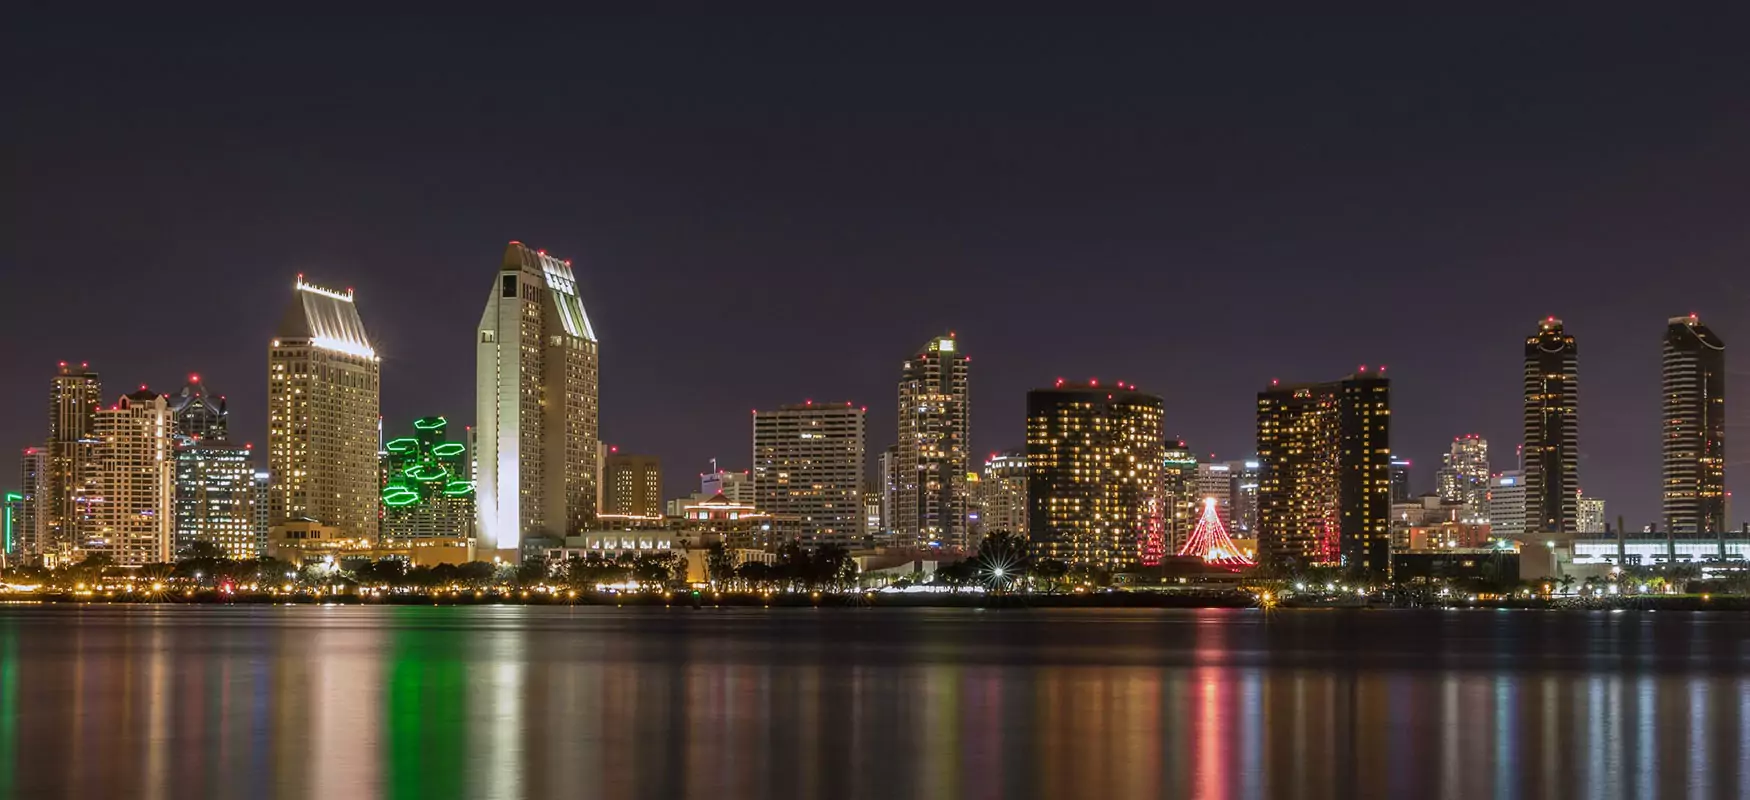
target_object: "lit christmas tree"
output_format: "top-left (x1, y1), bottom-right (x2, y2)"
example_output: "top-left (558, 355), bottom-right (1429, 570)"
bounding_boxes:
top-left (1176, 497), bottom-right (1256, 568)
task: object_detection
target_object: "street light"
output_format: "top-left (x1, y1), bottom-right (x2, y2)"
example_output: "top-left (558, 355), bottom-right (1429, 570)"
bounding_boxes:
top-left (1546, 540), bottom-right (1558, 585)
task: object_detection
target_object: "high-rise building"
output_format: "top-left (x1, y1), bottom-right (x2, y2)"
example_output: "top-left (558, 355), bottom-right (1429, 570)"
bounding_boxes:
top-left (1661, 314), bottom-right (1726, 533)
top-left (878, 445), bottom-right (898, 537)
top-left (702, 467), bottom-right (754, 506)
top-left (44, 362), bottom-right (101, 562)
top-left (1523, 317), bottom-right (1579, 534)
top-left (167, 375), bottom-right (227, 440)
top-left (1578, 492), bottom-right (1606, 533)
top-left (1228, 459), bottom-right (1261, 535)
top-left (269, 278), bottom-right (381, 542)
top-left (895, 334), bottom-right (970, 550)
top-left (972, 450), bottom-right (1028, 537)
top-left (16, 448), bottom-right (44, 558)
top-left (476, 242), bottom-right (600, 557)
top-left (1488, 471), bottom-right (1527, 538)
top-left (602, 452), bottom-right (663, 518)
top-left (1026, 381), bottom-right (1165, 569)
top-left (1434, 434), bottom-right (1491, 523)
top-left (380, 416), bottom-right (475, 541)
top-left (1256, 373), bottom-right (1391, 576)
top-left (252, 470), bottom-right (270, 556)
top-left (1388, 456), bottom-right (1412, 503)
top-left (752, 402), bottom-right (866, 548)
top-left (1197, 462), bottom-right (1234, 529)
top-left (174, 440), bottom-right (256, 559)
top-left (88, 390), bottom-right (175, 566)
top-left (1162, 440), bottom-right (1199, 550)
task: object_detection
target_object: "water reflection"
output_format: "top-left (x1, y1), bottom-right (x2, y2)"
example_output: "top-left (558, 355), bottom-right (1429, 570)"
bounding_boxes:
top-left (0, 606), bottom-right (1746, 800)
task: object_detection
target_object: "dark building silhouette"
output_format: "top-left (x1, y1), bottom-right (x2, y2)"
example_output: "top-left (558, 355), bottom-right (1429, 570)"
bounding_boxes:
top-left (1662, 314), bottom-right (1725, 533)
top-left (1523, 317), bottom-right (1579, 534)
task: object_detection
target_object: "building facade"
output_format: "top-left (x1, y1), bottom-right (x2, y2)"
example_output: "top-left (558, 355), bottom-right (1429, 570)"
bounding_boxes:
top-left (269, 278), bottom-right (382, 542)
top-left (1434, 434), bottom-right (1491, 523)
top-left (1197, 462), bottom-right (1234, 530)
top-left (1228, 459), bottom-right (1261, 536)
top-left (752, 402), bottom-right (866, 548)
top-left (972, 450), bottom-right (1028, 538)
top-left (1162, 440), bottom-right (1199, 550)
top-left (1578, 492), bottom-right (1606, 534)
top-left (174, 441), bottom-right (257, 559)
top-left (1488, 471), bottom-right (1527, 538)
top-left (1661, 314), bottom-right (1726, 533)
top-left (1388, 456), bottom-right (1412, 503)
top-left (1025, 381), bottom-right (1165, 569)
top-left (1523, 317), bottom-right (1580, 534)
top-left (89, 390), bottom-right (175, 566)
top-left (44, 363), bottom-right (101, 562)
top-left (16, 448), bottom-right (44, 558)
top-left (895, 334), bottom-right (970, 549)
top-left (1255, 373), bottom-right (1391, 576)
top-left (476, 242), bottom-right (600, 557)
top-left (380, 415), bottom-right (475, 542)
top-left (602, 453), bottom-right (663, 518)
top-left (701, 468), bottom-right (754, 506)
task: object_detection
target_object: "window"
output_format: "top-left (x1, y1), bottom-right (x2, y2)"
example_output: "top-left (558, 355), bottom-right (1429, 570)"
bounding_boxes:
top-left (502, 274), bottom-right (517, 298)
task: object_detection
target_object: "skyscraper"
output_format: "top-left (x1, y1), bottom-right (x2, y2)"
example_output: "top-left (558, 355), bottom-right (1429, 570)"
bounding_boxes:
top-left (1488, 471), bottom-right (1527, 538)
top-left (17, 448), bottom-right (44, 558)
top-left (476, 242), bottom-right (600, 558)
top-left (268, 278), bottom-right (381, 542)
top-left (1434, 434), bottom-right (1490, 523)
top-left (752, 402), bottom-right (866, 548)
top-left (1255, 373), bottom-right (1391, 576)
top-left (167, 375), bottom-right (227, 440)
top-left (1026, 381), bottom-right (1165, 569)
top-left (1661, 314), bottom-right (1726, 533)
top-left (1228, 459), bottom-right (1261, 535)
top-left (602, 452), bottom-right (663, 518)
top-left (44, 363), bottom-right (101, 563)
top-left (972, 450), bottom-right (1028, 537)
top-left (1197, 461), bottom-right (1234, 529)
top-left (1162, 440), bottom-right (1198, 550)
top-left (88, 389), bottom-right (175, 566)
top-left (895, 334), bottom-right (970, 550)
top-left (1388, 456), bottom-right (1412, 503)
top-left (165, 375), bottom-right (255, 559)
top-left (1523, 317), bottom-right (1579, 534)
top-left (380, 416), bottom-right (475, 541)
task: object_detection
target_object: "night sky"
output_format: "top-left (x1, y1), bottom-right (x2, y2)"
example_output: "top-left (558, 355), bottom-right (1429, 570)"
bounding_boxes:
top-left (7, 11), bottom-right (1749, 527)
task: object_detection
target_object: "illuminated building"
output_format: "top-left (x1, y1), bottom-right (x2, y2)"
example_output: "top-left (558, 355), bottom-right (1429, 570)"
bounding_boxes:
top-left (1662, 314), bottom-right (1725, 533)
top-left (2, 491), bottom-right (21, 557)
top-left (1523, 317), bottom-right (1579, 534)
top-left (1255, 372), bottom-right (1391, 576)
top-left (1197, 461), bottom-right (1233, 530)
top-left (602, 452), bottom-right (662, 518)
top-left (701, 466), bottom-right (753, 505)
top-left (252, 470), bottom-right (270, 555)
top-left (895, 334), bottom-right (970, 549)
top-left (680, 493), bottom-right (775, 551)
top-left (88, 389), bottom-right (175, 566)
top-left (1578, 492), bottom-right (1606, 534)
top-left (1228, 459), bottom-right (1261, 535)
top-left (1487, 471), bottom-right (1526, 538)
top-left (752, 402), bottom-right (866, 548)
top-left (380, 416), bottom-right (475, 542)
top-left (972, 450), bottom-right (1028, 537)
top-left (476, 242), bottom-right (600, 558)
top-left (1388, 456), bottom-right (1412, 503)
top-left (16, 448), bottom-right (44, 558)
top-left (269, 278), bottom-right (381, 543)
top-left (1434, 434), bottom-right (1491, 523)
top-left (174, 440), bottom-right (256, 559)
top-left (1025, 380), bottom-right (1164, 569)
top-left (1161, 440), bottom-right (1198, 550)
top-left (166, 375), bottom-right (226, 439)
top-left (44, 362), bottom-right (101, 562)
top-left (878, 445), bottom-right (898, 536)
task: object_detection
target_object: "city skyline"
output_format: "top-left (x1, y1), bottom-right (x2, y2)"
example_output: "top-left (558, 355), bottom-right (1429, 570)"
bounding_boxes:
top-left (8, 14), bottom-right (1750, 529)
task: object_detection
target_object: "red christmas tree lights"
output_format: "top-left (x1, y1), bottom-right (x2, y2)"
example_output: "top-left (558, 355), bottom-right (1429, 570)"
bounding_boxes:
top-left (1176, 497), bottom-right (1256, 569)
top-left (1138, 496), bottom-right (1167, 566)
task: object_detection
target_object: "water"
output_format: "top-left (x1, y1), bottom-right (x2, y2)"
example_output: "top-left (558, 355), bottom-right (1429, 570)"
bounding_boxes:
top-left (1, 605), bottom-right (1747, 800)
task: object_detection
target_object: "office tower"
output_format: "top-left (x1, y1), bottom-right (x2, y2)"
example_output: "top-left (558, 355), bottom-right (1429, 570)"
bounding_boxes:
top-left (878, 445), bottom-right (898, 536)
top-left (269, 278), bottom-right (381, 542)
top-left (973, 450), bottom-right (1028, 537)
top-left (863, 490), bottom-right (883, 536)
top-left (174, 440), bottom-right (256, 559)
top-left (1578, 492), bottom-right (1606, 533)
top-left (1435, 434), bottom-right (1491, 523)
top-left (252, 470), bottom-right (270, 556)
top-left (44, 362), bottom-right (101, 562)
top-left (1524, 317), bottom-right (1579, 534)
top-left (1026, 380), bottom-right (1165, 569)
top-left (167, 375), bottom-right (226, 440)
top-left (701, 467), bottom-right (754, 506)
top-left (1388, 456), bottom-right (1412, 503)
top-left (1, 491), bottom-right (19, 558)
top-left (17, 448), bottom-right (44, 558)
top-left (1256, 372), bottom-right (1391, 576)
top-left (602, 452), bottom-right (663, 518)
top-left (1661, 314), bottom-right (1726, 533)
top-left (895, 334), bottom-right (971, 549)
top-left (381, 416), bottom-right (475, 541)
top-left (1162, 440), bottom-right (1198, 550)
top-left (88, 390), bottom-right (175, 566)
top-left (1488, 471), bottom-right (1527, 538)
top-left (1197, 462), bottom-right (1234, 528)
top-left (752, 402), bottom-right (866, 548)
top-left (1228, 459), bottom-right (1261, 535)
top-left (476, 242), bottom-right (600, 557)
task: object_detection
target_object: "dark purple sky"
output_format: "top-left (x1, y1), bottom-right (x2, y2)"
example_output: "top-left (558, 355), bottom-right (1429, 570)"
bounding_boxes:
top-left (6, 11), bottom-right (1749, 527)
